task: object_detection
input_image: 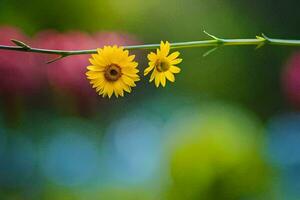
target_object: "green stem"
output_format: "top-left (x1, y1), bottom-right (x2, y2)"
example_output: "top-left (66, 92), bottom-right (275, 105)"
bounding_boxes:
top-left (1, 34), bottom-right (300, 59)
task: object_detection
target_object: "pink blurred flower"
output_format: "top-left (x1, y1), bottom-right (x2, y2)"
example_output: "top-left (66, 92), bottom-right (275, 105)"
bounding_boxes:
top-left (0, 26), bottom-right (43, 96)
top-left (33, 30), bottom-right (97, 98)
top-left (282, 52), bottom-right (300, 108)
top-left (93, 31), bottom-right (140, 47)
top-left (33, 30), bottom-right (140, 99)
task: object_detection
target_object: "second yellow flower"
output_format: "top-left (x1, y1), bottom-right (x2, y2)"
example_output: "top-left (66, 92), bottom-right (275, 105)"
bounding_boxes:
top-left (144, 41), bottom-right (182, 87)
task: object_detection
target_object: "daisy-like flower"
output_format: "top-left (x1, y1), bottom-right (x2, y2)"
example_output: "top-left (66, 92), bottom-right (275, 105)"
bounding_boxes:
top-left (86, 45), bottom-right (140, 98)
top-left (144, 41), bottom-right (182, 87)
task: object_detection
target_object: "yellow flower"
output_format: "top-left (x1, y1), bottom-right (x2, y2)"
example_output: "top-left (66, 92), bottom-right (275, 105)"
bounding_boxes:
top-left (144, 41), bottom-right (182, 87)
top-left (86, 45), bottom-right (140, 98)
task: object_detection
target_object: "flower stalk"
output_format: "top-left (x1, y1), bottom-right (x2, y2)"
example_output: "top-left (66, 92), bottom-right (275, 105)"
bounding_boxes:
top-left (1, 32), bottom-right (300, 61)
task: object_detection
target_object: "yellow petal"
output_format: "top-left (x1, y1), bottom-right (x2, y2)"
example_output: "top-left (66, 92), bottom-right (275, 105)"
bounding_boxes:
top-left (120, 80), bottom-right (132, 93)
top-left (149, 70), bottom-right (157, 82)
top-left (148, 61), bottom-right (156, 67)
top-left (160, 74), bottom-right (166, 87)
top-left (132, 76), bottom-right (140, 82)
top-left (89, 59), bottom-right (100, 66)
top-left (127, 55), bottom-right (135, 62)
top-left (87, 65), bottom-right (104, 71)
top-left (113, 87), bottom-right (119, 98)
top-left (114, 92), bottom-right (119, 98)
top-left (160, 41), bottom-right (170, 57)
top-left (170, 58), bottom-right (183, 65)
top-left (123, 49), bottom-right (129, 57)
top-left (91, 76), bottom-right (104, 85)
top-left (114, 81), bottom-right (125, 97)
top-left (122, 72), bottom-right (140, 80)
top-left (155, 74), bottom-right (160, 87)
top-left (92, 54), bottom-right (107, 66)
top-left (168, 51), bottom-right (180, 60)
top-left (90, 74), bottom-right (104, 82)
top-left (106, 84), bottom-right (114, 98)
top-left (122, 66), bottom-right (139, 75)
top-left (170, 66), bottom-right (181, 73)
top-left (144, 65), bottom-right (154, 76)
top-left (165, 71), bottom-right (175, 82)
top-left (86, 71), bottom-right (101, 79)
top-left (122, 75), bottom-right (136, 87)
top-left (147, 52), bottom-right (157, 61)
top-left (96, 84), bottom-right (104, 92)
top-left (156, 48), bottom-right (160, 55)
top-left (122, 61), bottom-right (138, 68)
top-left (101, 84), bottom-right (108, 97)
top-left (119, 89), bottom-right (124, 97)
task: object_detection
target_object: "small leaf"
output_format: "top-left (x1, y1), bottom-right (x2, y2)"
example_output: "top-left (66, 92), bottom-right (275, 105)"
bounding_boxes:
top-left (203, 31), bottom-right (219, 40)
top-left (11, 39), bottom-right (30, 49)
top-left (46, 55), bottom-right (65, 64)
top-left (256, 36), bottom-right (265, 41)
top-left (203, 46), bottom-right (220, 57)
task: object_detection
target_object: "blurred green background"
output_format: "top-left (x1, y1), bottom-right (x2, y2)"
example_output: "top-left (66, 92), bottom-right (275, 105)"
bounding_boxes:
top-left (1, 0), bottom-right (300, 199)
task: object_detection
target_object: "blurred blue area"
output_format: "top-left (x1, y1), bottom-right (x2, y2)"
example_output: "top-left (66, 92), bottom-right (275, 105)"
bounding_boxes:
top-left (104, 111), bottom-right (163, 185)
top-left (0, 125), bottom-right (6, 158)
top-left (267, 113), bottom-right (300, 166)
top-left (267, 113), bottom-right (300, 199)
top-left (0, 135), bottom-right (36, 187)
top-left (39, 120), bottom-right (101, 187)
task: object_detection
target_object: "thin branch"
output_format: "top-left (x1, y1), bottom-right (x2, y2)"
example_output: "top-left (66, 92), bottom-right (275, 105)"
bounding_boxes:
top-left (0, 33), bottom-right (300, 63)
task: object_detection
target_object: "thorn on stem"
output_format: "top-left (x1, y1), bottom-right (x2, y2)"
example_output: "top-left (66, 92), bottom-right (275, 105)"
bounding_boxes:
top-left (11, 39), bottom-right (31, 50)
top-left (255, 35), bottom-right (266, 49)
top-left (46, 55), bottom-right (66, 64)
top-left (256, 35), bottom-right (265, 41)
top-left (203, 46), bottom-right (220, 57)
top-left (203, 31), bottom-right (220, 40)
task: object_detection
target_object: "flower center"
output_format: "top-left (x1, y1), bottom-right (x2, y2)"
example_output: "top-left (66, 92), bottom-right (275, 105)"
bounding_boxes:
top-left (104, 64), bottom-right (122, 82)
top-left (156, 60), bottom-right (170, 72)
